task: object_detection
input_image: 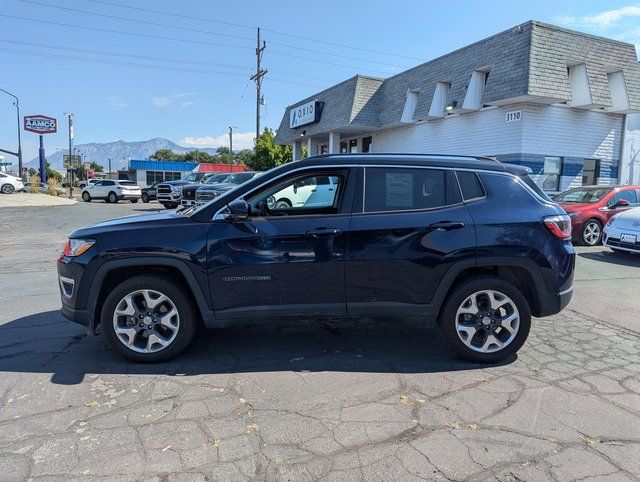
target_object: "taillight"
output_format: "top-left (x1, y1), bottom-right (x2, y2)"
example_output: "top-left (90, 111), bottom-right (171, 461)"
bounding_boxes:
top-left (543, 215), bottom-right (572, 239)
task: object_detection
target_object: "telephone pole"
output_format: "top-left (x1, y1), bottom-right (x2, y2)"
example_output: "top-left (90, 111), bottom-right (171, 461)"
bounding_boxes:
top-left (228, 126), bottom-right (237, 172)
top-left (250, 27), bottom-right (267, 140)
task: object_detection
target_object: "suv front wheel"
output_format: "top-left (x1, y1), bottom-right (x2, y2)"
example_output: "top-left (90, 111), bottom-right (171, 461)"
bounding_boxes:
top-left (101, 275), bottom-right (197, 362)
top-left (440, 276), bottom-right (531, 363)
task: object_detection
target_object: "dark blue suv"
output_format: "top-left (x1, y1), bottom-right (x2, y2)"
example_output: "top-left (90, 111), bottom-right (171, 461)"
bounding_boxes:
top-left (57, 154), bottom-right (574, 363)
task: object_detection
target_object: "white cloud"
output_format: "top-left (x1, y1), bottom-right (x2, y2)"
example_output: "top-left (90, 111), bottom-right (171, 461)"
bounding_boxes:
top-left (151, 96), bottom-right (171, 107)
top-left (178, 131), bottom-right (255, 151)
top-left (556, 5), bottom-right (640, 29)
top-left (151, 92), bottom-right (197, 108)
top-left (107, 96), bottom-right (127, 107)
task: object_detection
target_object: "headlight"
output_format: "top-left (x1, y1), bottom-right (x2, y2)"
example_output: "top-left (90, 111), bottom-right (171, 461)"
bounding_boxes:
top-left (607, 216), bottom-right (616, 226)
top-left (60, 239), bottom-right (95, 257)
top-left (568, 212), bottom-right (579, 217)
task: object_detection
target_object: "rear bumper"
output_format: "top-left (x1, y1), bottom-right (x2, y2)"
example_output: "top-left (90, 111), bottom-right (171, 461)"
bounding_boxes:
top-left (536, 285), bottom-right (573, 317)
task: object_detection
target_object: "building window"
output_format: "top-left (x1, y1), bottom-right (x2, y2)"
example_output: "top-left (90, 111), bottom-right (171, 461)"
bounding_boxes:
top-left (542, 156), bottom-right (563, 191)
top-left (582, 159), bottom-right (600, 186)
top-left (349, 139), bottom-right (358, 153)
top-left (340, 141), bottom-right (348, 153)
top-left (461, 69), bottom-right (490, 112)
top-left (567, 64), bottom-right (592, 107)
top-left (428, 81), bottom-right (451, 118)
top-left (320, 145), bottom-right (328, 155)
top-left (362, 136), bottom-right (372, 153)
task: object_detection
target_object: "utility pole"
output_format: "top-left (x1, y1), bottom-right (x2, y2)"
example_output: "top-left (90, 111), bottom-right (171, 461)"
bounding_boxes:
top-left (250, 27), bottom-right (267, 140)
top-left (63, 112), bottom-right (74, 197)
top-left (228, 126), bottom-right (237, 172)
top-left (108, 157), bottom-right (112, 179)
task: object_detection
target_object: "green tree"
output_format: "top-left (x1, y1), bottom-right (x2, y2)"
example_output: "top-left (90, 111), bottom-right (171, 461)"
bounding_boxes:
top-left (45, 161), bottom-right (63, 183)
top-left (89, 162), bottom-right (104, 172)
top-left (235, 149), bottom-right (254, 166)
top-left (245, 128), bottom-right (292, 171)
top-left (149, 149), bottom-right (184, 161)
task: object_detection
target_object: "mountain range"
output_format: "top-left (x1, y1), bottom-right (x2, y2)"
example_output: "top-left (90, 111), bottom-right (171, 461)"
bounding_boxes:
top-left (28, 138), bottom-right (220, 171)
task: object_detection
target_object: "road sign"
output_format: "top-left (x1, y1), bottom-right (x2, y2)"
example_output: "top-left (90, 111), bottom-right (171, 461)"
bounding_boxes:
top-left (24, 115), bottom-right (57, 134)
top-left (63, 154), bottom-right (82, 168)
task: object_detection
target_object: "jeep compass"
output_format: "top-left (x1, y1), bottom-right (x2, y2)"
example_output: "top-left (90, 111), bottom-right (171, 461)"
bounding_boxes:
top-left (57, 154), bottom-right (575, 363)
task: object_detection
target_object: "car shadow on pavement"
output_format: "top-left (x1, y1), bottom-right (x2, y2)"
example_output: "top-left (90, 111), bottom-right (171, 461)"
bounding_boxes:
top-left (0, 310), bottom-right (516, 385)
top-left (578, 250), bottom-right (640, 267)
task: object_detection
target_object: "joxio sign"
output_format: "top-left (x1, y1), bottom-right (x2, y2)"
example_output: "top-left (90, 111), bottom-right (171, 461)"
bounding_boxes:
top-left (24, 115), bottom-right (58, 134)
top-left (289, 100), bottom-right (321, 128)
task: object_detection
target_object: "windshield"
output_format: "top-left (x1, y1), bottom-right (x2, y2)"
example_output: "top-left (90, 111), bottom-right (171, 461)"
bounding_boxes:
top-left (182, 173), bottom-right (203, 182)
top-left (555, 188), bottom-right (611, 203)
top-left (204, 174), bottom-right (231, 184)
top-left (226, 173), bottom-right (255, 184)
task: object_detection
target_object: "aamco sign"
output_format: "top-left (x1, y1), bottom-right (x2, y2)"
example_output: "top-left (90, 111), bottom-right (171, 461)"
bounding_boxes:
top-left (289, 100), bottom-right (321, 128)
top-left (24, 114), bottom-right (57, 134)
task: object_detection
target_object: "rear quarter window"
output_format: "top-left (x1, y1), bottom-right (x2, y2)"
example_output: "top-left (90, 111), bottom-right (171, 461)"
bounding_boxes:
top-left (518, 174), bottom-right (553, 203)
top-left (455, 171), bottom-right (485, 200)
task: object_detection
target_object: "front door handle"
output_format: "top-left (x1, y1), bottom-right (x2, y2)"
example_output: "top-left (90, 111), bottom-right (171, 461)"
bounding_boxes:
top-left (429, 221), bottom-right (465, 231)
top-left (305, 227), bottom-right (342, 238)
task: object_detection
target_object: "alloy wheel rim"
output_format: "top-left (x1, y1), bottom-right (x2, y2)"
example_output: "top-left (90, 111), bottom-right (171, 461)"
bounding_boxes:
top-left (584, 222), bottom-right (600, 245)
top-left (112, 289), bottom-right (180, 353)
top-left (2, 185), bottom-right (12, 193)
top-left (455, 290), bottom-right (520, 353)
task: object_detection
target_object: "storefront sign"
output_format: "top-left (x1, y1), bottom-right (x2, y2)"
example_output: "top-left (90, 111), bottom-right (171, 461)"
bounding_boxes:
top-left (504, 110), bottom-right (522, 123)
top-left (24, 115), bottom-right (57, 134)
top-left (290, 100), bottom-right (320, 128)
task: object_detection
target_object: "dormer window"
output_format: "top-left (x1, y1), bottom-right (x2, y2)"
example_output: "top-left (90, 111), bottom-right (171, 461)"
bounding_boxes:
top-left (428, 82), bottom-right (451, 119)
top-left (567, 64), bottom-right (593, 108)
top-left (461, 69), bottom-right (490, 112)
top-left (607, 71), bottom-right (631, 113)
top-left (401, 89), bottom-right (420, 123)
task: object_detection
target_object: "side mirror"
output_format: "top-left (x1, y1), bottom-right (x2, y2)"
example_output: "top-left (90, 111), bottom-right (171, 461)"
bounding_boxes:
top-left (614, 198), bottom-right (631, 208)
top-left (225, 198), bottom-right (249, 221)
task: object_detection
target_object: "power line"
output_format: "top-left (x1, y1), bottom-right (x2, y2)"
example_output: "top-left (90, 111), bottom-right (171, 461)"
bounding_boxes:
top-left (20, 0), bottom-right (410, 68)
top-left (268, 49), bottom-right (392, 75)
top-left (0, 14), bottom-right (254, 51)
top-left (19, 0), bottom-right (255, 43)
top-left (83, 0), bottom-right (425, 61)
top-left (0, 38), bottom-right (251, 70)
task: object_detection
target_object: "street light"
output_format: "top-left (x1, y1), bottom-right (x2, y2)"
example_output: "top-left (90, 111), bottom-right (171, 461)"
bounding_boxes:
top-left (0, 88), bottom-right (23, 173)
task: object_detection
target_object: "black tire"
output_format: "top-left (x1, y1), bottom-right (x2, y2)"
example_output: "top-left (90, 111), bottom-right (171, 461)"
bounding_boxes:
top-left (108, 191), bottom-right (118, 204)
top-left (580, 219), bottom-right (603, 246)
top-left (141, 193), bottom-right (149, 203)
top-left (1, 184), bottom-right (15, 194)
top-left (440, 276), bottom-right (531, 363)
top-left (275, 199), bottom-right (292, 209)
top-left (101, 274), bottom-right (198, 362)
top-left (82, 191), bottom-right (91, 202)
top-left (130, 198), bottom-right (139, 204)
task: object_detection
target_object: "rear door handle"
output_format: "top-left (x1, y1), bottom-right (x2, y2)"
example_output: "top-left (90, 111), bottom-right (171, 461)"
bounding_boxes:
top-left (305, 227), bottom-right (342, 238)
top-left (429, 221), bottom-right (465, 231)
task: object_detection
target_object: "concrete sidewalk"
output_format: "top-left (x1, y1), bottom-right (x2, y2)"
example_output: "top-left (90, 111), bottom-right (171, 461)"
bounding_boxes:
top-left (0, 192), bottom-right (77, 208)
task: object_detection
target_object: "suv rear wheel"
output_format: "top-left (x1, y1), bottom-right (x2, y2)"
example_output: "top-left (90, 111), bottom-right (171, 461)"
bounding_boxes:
top-left (580, 219), bottom-right (602, 246)
top-left (440, 276), bottom-right (531, 363)
top-left (1, 183), bottom-right (15, 194)
top-left (107, 191), bottom-right (119, 204)
top-left (101, 275), bottom-right (197, 362)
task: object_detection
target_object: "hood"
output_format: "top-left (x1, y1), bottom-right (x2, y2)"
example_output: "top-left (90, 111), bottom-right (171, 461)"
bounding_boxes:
top-left (197, 182), bottom-right (234, 192)
top-left (159, 180), bottom-right (190, 186)
top-left (69, 211), bottom-right (184, 238)
top-left (557, 201), bottom-right (596, 213)
top-left (610, 207), bottom-right (640, 228)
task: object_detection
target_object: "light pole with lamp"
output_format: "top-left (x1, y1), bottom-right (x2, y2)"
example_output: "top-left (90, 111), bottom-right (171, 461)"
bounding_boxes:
top-left (0, 88), bottom-right (23, 174)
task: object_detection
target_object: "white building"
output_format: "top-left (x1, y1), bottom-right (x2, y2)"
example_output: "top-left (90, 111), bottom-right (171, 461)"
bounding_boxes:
top-left (275, 21), bottom-right (640, 193)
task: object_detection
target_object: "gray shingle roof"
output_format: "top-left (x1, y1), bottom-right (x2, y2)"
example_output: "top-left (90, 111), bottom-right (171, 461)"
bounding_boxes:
top-left (275, 20), bottom-right (640, 144)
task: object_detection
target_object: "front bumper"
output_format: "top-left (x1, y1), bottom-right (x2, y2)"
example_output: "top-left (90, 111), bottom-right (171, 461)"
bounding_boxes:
top-left (181, 199), bottom-right (196, 207)
top-left (603, 226), bottom-right (640, 253)
top-left (157, 192), bottom-right (181, 203)
top-left (57, 258), bottom-right (94, 333)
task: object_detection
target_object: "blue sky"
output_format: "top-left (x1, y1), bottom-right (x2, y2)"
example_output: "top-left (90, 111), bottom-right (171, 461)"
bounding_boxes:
top-left (1, 0), bottom-right (639, 163)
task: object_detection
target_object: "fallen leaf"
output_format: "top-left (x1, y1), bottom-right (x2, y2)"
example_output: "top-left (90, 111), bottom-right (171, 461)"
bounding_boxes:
top-left (532, 367), bottom-right (540, 373)
top-left (84, 401), bottom-right (99, 407)
top-left (474, 378), bottom-right (488, 383)
top-left (162, 445), bottom-right (172, 452)
top-left (239, 398), bottom-right (247, 404)
top-left (212, 439), bottom-right (221, 447)
top-left (417, 399), bottom-right (427, 405)
top-left (547, 437), bottom-right (557, 443)
top-left (467, 423), bottom-right (479, 430)
top-left (584, 438), bottom-right (600, 446)
top-left (448, 422), bottom-right (460, 429)
top-left (75, 428), bottom-right (85, 435)
top-left (398, 394), bottom-right (410, 405)
top-left (246, 423), bottom-right (259, 432)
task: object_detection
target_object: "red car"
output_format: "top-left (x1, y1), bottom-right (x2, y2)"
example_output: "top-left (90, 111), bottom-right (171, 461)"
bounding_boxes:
top-left (555, 185), bottom-right (640, 245)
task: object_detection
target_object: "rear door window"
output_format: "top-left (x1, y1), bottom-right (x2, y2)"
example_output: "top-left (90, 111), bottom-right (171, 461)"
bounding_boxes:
top-left (455, 171), bottom-right (485, 200)
top-left (363, 168), bottom-right (455, 213)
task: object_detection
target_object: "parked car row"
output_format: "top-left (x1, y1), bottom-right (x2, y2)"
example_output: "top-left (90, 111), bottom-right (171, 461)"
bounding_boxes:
top-left (0, 172), bottom-right (24, 194)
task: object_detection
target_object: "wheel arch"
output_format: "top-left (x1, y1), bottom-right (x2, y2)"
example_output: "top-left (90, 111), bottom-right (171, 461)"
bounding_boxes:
top-left (87, 257), bottom-right (214, 334)
top-left (432, 258), bottom-right (548, 321)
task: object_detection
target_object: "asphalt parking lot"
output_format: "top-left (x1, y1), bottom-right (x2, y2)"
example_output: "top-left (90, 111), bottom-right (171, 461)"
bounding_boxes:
top-left (1, 201), bottom-right (640, 480)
